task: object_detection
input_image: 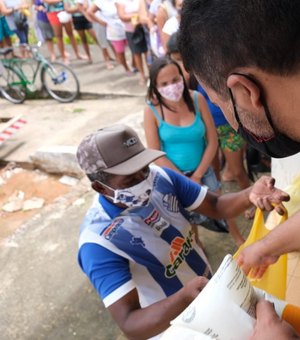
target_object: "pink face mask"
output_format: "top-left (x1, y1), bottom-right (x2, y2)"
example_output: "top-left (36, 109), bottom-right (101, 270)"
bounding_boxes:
top-left (157, 78), bottom-right (184, 102)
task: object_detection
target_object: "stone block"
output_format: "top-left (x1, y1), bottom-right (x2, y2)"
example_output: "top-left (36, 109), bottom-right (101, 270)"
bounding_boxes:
top-left (30, 146), bottom-right (84, 177)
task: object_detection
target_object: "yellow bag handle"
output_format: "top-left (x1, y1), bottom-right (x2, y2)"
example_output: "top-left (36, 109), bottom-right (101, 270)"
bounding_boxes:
top-left (234, 206), bottom-right (288, 299)
top-left (235, 207), bottom-right (287, 255)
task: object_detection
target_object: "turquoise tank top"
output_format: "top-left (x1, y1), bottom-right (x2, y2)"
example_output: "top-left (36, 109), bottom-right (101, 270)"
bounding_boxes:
top-left (147, 91), bottom-right (206, 172)
top-left (46, 1), bottom-right (64, 13)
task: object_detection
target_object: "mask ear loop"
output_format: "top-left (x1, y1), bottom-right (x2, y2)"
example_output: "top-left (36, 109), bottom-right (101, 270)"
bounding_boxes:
top-left (228, 87), bottom-right (241, 124)
top-left (229, 72), bottom-right (279, 135)
top-left (95, 180), bottom-right (115, 193)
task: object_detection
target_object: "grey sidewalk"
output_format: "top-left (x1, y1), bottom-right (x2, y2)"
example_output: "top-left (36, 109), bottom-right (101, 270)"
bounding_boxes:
top-left (0, 44), bottom-right (148, 165)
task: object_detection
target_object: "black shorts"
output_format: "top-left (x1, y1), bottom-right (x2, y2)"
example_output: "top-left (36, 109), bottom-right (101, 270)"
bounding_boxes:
top-left (72, 15), bottom-right (92, 31)
top-left (126, 31), bottom-right (147, 54)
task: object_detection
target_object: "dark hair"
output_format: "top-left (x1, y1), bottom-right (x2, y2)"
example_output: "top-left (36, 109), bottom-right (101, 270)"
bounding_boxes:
top-left (178, 0), bottom-right (300, 98)
top-left (146, 56), bottom-right (195, 112)
top-left (167, 32), bottom-right (179, 55)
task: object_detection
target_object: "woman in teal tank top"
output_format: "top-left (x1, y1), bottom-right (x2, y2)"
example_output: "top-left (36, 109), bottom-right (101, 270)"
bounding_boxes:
top-left (144, 57), bottom-right (218, 186)
top-left (144, 57), bottom-right (246, 247)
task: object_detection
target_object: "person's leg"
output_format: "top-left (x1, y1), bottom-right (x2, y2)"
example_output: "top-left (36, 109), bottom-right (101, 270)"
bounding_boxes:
top-left (63, 21), bottom-right (86, 60)
top-left (89, 27), bottom-right (115, 61)
top-left (211, 147), bottom-right (222, 182)
top-left (202, 166), bottom-right (245, 246)
top-left (217, 124), bottom-right (250, 189)
top-left (117, 51), bottom-right (131, 72)
top-left (93, 23), bottom-right (114, 68)
top-left (226, 218), bottom-right (245, 247)
top-left (46, 39), bottom-right (56, 62)
top-left (133, 52), bottom-right (146, 84)
top-left (77, 29), bottom-right (92, 62)
top-left (87, 27), bottom-right (99, 46)
top-left (39, 20), bottom-right (56, 61)
top-left (51, 23), bottom-right (67, 62)
top-left (191, 224), bottom-right (205, 252)
top-left (4, 36), bottom-right (12, 47)
top-left (222, 148), bottom-right (250, 190)
top-left (15, 28), bottom-right (28, 58)
top-left (111, 40), bottom-right (131, 72)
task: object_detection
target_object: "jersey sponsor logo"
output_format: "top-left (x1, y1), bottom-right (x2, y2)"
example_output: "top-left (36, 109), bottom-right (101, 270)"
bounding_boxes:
top-left (165, 230), bottom-right (194, 278)
top-left (130, 236), bottom-right (145, 247)
top-left (144, 209), bottom-right (169, 233)
top-left (162, 193), bottom-right (179, 212)
top-left (102, 218), bottom-right (124, 240)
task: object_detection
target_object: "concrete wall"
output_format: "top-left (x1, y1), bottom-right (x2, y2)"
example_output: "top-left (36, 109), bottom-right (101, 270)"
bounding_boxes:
top-left (272, 153), bottom-right (300, 306)
top-left (272, 153), bottom-right (300, 189)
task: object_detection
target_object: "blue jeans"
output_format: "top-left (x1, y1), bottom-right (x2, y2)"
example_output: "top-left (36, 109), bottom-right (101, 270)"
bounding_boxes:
top-left (14, 25), bottom-right (29, 44)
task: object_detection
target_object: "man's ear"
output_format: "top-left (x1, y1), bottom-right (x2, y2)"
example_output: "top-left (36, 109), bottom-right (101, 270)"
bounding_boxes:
top-left (227, 74), bottom-right (263, 111)
top-left (91, 181), bottom-right (106, 194)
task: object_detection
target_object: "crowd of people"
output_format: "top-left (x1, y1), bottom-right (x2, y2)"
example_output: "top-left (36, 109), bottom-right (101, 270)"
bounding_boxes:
top-left (2, 0), bottom-right (299, 339)
top-left (0, 0), bottom-right (184, 83)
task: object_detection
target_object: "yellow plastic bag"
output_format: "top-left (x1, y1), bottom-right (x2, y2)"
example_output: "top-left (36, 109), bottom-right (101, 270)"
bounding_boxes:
top-left (234, 208), bottom-right (288, 300)
top-left (284, 174), bottom-right (300, 217)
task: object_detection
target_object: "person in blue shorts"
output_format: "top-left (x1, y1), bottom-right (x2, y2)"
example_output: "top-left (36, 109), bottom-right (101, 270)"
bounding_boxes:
top-left (76, 124), bottom-right (289, 340)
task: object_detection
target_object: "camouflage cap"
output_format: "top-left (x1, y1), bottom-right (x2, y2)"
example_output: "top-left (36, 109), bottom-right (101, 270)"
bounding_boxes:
top-left (76, 124), bottom-right (165, 176)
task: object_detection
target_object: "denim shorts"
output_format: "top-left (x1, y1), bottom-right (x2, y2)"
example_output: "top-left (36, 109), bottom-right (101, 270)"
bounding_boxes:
top-left (200, 166), bottom-right (221, 192)
top-left (187, 166), bottom-right (226, 230)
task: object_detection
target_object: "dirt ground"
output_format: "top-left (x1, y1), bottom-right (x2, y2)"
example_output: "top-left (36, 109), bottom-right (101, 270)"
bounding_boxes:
top-left (0, 164), bottom-right (72, 243)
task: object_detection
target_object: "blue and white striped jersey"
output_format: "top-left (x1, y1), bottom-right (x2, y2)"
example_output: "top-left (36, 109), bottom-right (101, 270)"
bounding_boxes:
top-left (78, 166), bottom-right (212, 311)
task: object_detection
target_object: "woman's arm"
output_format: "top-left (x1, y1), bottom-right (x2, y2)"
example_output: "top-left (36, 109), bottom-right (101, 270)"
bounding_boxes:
top-left (190, 93), bottom-right (218, 183)
top-left (144, 106), bottom-right (183, 173)
top-left (86, 3), bottom-right (107, 25)
top-left (19, 0), bottom-right (29, 9)
top-left (138, 0), bottom-right (151, 27)
top-left (64, 1), bottom-right (79, 14)
top-left (0, 0), bottom-right (15, 15)
top-left (115, 2), bottom-right (138, 22)
top-left (156, 4), bottom-right (167, 38)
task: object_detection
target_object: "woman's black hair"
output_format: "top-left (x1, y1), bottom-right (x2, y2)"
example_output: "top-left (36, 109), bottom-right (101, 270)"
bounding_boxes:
top-left (146, 57), bottom-right (195, 113)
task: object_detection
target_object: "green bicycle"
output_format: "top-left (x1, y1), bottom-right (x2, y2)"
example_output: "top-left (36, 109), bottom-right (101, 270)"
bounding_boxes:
top-left (0, 44), bottom-right (80, 104)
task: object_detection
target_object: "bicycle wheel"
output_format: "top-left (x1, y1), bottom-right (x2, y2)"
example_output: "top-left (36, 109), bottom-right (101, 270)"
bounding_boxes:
top-left (0, 64), bottom-right (26, 104)
top-left (41, 62), bottom-right (80, 103)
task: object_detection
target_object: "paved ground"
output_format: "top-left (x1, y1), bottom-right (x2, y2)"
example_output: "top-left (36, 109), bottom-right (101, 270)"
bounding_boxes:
top-left (0, 44), bottom-right (252, 340)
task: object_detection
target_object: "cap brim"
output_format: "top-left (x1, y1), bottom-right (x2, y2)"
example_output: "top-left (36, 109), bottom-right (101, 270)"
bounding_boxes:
top-left (103, 149), bottom-right (165, 175)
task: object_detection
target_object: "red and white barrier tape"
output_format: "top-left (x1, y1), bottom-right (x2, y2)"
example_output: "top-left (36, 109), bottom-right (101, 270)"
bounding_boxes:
top-left (0, 117), bottom-right (27, 145)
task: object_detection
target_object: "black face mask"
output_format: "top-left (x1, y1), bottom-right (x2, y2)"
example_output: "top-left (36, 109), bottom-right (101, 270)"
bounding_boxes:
top-left (228, 73), bottom-right (300, 158)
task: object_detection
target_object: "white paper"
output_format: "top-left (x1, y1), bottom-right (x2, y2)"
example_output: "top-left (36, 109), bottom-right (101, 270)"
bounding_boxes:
top-left (167, 255), bottom-right (256, 340)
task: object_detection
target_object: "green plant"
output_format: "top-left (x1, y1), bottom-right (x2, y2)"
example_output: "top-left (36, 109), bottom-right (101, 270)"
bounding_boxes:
top-left (12, 27), bottom-right (96, 46)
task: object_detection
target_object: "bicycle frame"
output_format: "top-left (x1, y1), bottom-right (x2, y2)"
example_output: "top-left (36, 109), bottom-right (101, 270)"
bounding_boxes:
top-left (0, 44), bottom-right (80, 103)
top-left (0, 45), bottom-right (54, 93)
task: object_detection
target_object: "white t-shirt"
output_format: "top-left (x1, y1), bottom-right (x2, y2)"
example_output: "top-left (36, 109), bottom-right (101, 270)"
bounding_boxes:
top-left (116, 0), bottom-right (140, 32)
top-left (94, 0), bottom-right (126, 40)
top-left (5, 0), bottom-right (22, 30)
top-left (149, 0), bottom-right (161, 15)
top-left (162, 15), bottom-right (179, 36)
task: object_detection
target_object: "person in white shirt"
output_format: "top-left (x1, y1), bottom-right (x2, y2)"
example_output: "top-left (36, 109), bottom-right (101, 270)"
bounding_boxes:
top-left (87, 0), bottom-right (131, 73)
top-left (161, 0), bottom-right (181, 50)
top-left (116, 0), bottom-right (148, 84)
